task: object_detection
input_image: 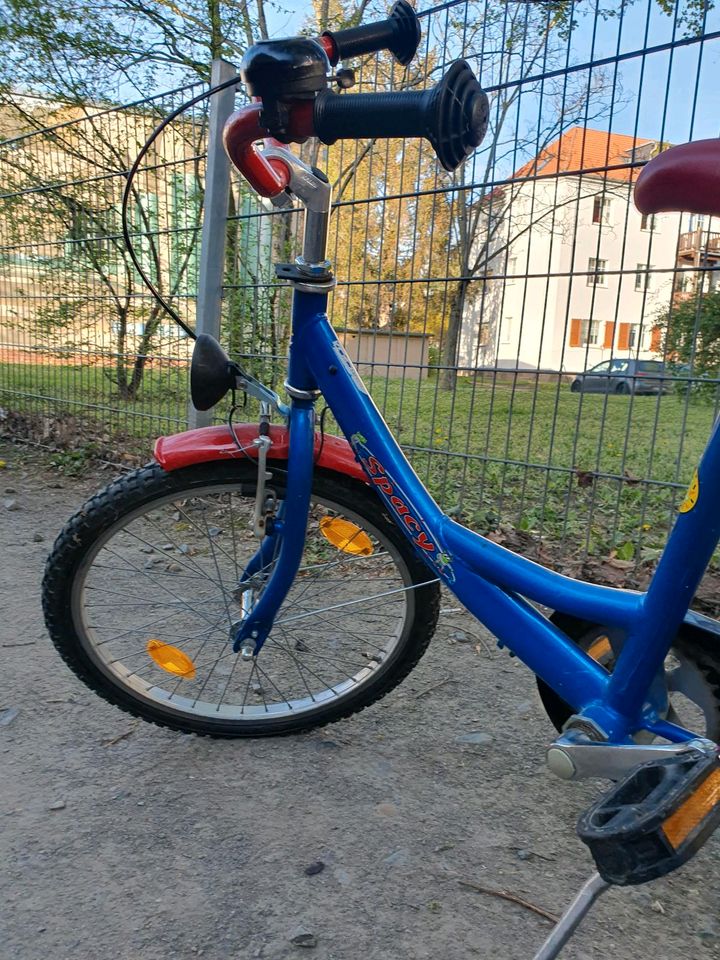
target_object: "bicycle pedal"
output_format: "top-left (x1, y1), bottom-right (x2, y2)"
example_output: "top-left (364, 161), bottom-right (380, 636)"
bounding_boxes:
top-left (577, 748), bottom-right (720, 886)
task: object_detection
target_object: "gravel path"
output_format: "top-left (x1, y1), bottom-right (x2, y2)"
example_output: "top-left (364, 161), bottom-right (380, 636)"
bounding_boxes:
top-left (1, 440), bottom-right (718, 960)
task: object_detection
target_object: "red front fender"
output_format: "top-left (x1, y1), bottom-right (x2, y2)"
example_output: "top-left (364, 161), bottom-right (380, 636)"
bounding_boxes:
top-left (154, 424), bottom-right (368, 484)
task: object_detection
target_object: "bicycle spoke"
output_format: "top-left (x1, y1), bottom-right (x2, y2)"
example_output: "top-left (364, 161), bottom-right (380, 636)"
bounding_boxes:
top-left (117, 521), bottom-right (235, 591)
top-left (108, 615), bottom-right (228, 667)
top-left (275, 580), bottom-right (437, 627)
top-left (99, 545), bottom-right (224, 630)
top-left (71, 477), bottom-right (431, 726)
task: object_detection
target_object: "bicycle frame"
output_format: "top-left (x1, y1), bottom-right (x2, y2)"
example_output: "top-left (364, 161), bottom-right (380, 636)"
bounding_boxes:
top-left (239, 283), bottom-right (719, 746)
top-left (189, 145), bottom-right (720, 748)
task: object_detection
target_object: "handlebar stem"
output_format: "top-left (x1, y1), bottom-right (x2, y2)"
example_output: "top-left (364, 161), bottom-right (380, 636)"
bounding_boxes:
top-left (263, 145), bottom-right (333, 266)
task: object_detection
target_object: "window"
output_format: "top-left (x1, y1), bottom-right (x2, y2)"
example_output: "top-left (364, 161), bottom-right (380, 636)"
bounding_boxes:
top-left (171, 174), bottom-right (201, 291)
top-left (500, 316), bottom-right (512, 344)
top-left (635, 263), bottom-right (651, 292)
top-left (627, 325), bottom-right (640, 350)
top-left (587, 258), bottom-right (607, 286)
top-left (111, 322), bottom-right (146, 336)
top-left (627, 142), bottom-right (656, 164)
top-left (64, 201), bottom-right (116, 262)
top-left (675, 270), bottom-right (692, 293)
top-left (640, 213), bottom-right (656, 232)
top-left (610, 359), bottom-right (630, 373)
top-left (570, 318), bottom-right (602, 347)
top-left (592, 196), bottom-right (611, 224)
top-left (506, 256), bottom-right (517, 284)
top-left (588, 361), bottom-right (611, 373)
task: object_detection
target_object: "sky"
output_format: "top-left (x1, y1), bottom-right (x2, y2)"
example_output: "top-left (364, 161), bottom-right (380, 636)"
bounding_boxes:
top-left (265, 0), bottom-right (307, 36)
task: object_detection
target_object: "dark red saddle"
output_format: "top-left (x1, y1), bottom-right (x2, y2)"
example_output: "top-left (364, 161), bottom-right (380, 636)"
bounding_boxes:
top-left (635, 139), bottom-right (720, 217)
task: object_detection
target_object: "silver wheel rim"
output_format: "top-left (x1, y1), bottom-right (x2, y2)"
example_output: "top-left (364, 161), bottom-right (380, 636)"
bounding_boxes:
top-left (71, 481), bottom-right (431, 725)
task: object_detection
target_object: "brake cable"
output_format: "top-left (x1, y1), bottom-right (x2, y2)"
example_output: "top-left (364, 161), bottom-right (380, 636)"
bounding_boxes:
top-left (121, 74), bottom-right (240, 341)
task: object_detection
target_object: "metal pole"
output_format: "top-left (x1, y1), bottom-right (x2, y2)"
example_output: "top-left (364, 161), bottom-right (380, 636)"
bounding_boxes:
top-left (188, 57), bottom-right (238, 429)
top-left (531, 873), bottom-right (610, 960)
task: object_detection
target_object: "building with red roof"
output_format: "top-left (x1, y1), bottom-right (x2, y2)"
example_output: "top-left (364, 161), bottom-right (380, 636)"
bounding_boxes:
top-left (458, 126), bottom-right (685, 375)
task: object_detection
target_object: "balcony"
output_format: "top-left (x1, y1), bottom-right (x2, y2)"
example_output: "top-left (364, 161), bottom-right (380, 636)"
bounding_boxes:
top-left (678, 229), bottom-right (720, 261)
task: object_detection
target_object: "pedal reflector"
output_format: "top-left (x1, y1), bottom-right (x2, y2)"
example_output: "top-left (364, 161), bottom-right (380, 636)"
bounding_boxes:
top-left (319, 517), bottom-right (373, 556)
top-left (146, 639), bottom-right (197, 678)
top-left (662, 767), bottom-right (720, 849)
top-left (577, 750), bottom-right (720, 885)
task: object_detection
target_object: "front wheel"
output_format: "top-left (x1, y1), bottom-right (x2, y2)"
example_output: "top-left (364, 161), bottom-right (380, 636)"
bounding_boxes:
top-left (42, 461), bottom-right (441, 737)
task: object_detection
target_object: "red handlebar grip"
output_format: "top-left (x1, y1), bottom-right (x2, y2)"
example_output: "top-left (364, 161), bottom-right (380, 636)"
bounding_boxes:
top-left (318, 35), bottom-right (339, 65)
top-left (223, 103), bottom-right (291, 197)
top-left (223, 102), bottom-right (316, 196)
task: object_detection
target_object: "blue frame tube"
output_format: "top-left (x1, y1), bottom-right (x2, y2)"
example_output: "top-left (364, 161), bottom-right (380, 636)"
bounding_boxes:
top-left (604, 417), bottom-right (720, 719)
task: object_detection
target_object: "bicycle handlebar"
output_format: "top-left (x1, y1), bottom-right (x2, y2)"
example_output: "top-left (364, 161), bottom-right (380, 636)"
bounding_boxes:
top-left (224, 60), bottom-right (488, 193)
top-left (319, 0), bottom-right (421, 66)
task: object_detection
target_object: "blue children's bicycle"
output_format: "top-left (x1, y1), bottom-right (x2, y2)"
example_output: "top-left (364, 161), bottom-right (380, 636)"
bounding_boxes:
top-left (42, 5), bottom-right (720, 955)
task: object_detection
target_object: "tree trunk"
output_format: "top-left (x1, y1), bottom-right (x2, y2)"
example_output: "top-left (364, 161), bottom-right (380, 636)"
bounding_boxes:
top-left (112, 306), bottom-right (131, 398)
top-left (122, 306), bottom-right (163, 400)
top-left (440, 278), bottom-right (470, 390)
top-left (207, 0), bottom-right (223, 59)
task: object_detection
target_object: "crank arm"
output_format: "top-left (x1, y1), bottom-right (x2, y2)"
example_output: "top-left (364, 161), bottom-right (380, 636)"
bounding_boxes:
top-left (546, 729), bottom-right (716, 781)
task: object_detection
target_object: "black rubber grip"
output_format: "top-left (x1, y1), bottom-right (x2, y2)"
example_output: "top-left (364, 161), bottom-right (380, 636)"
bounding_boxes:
top-left (322, 0), bottom-right (421, 66)
top-left (313, 61), bottom-right (489, 172)
top-left (315, 89), bottom-right (428, 140)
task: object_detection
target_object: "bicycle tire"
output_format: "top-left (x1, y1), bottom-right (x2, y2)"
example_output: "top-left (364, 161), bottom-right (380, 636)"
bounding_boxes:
top-left (537, 613), bottom-right (720, 741)
top-left (42, 460), bottom-right (441, 737)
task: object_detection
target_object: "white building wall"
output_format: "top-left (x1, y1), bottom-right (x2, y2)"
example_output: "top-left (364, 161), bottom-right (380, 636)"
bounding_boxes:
top-left (458, 173), bottom-right (682, 373)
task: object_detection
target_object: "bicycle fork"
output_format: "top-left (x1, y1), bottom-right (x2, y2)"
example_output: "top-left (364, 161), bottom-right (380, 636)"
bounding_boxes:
top-left (232, 399), bottom-right (316, 656)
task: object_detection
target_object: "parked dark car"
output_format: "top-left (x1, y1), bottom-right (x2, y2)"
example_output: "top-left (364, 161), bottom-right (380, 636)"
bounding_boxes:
top-left (570, 358), bottom-right (666, 395)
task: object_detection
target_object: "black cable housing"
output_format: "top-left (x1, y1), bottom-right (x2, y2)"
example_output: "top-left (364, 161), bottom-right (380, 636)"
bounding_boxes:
top-left (121, 75), bottom-right (240, 341)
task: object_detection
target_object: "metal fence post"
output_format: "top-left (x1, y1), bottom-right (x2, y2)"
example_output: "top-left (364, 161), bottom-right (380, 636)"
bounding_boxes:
top-left (188, 57), bottom-right (238, 429)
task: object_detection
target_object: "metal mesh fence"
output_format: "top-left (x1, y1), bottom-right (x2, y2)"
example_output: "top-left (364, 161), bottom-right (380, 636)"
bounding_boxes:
top-left (2, 0), bottom-right (720, 576)
top-left (0, 84), bottom-right (208, 440)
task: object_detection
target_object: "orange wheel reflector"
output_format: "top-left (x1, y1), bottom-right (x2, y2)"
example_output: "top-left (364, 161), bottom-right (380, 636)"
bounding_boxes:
top-left (319, 516), bottom-right (373, 556)
top-left (587, 636), bottom-right (612, 661)
top-left (662, 768), bottom-right (720, 849)
top-left (146, 639), bottom-right (196, 679)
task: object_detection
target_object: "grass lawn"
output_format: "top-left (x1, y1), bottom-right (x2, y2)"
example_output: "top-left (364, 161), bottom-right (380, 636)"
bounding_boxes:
top-left (2, 359), bottom-right (716, 559)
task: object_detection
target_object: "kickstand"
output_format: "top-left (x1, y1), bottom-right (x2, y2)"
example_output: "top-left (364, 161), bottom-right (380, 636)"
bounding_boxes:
top-left (531, 872), bottom-right (610, 960)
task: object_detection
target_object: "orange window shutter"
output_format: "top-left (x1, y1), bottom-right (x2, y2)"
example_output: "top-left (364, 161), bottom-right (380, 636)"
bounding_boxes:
top-left (650, 326), bottom-right (662, 351)
top-left (603, 322), bottom-right (615, 348)
top-left (570, 318), bottom-right (581, 347)
top-left (618, 323), bottom-right (630, 349)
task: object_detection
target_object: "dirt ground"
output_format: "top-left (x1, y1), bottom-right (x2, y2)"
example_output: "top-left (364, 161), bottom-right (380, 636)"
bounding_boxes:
top-left (1, 438), bottom-right (718, 960)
